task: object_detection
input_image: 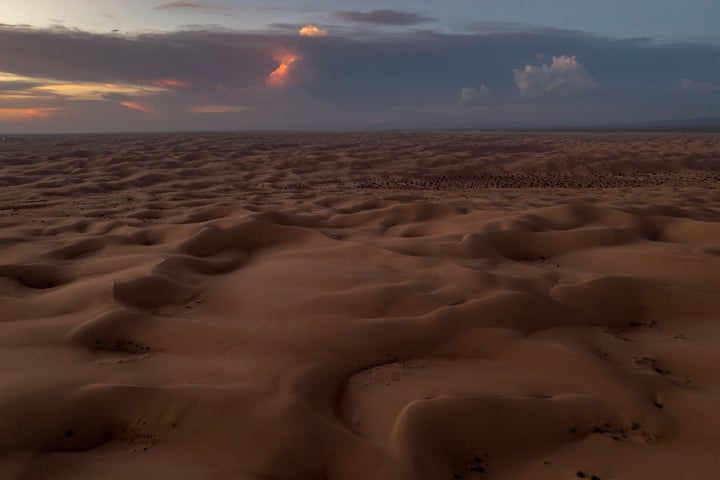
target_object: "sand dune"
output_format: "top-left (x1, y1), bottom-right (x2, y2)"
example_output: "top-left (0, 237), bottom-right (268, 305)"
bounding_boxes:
top-left (0, 132), bottom-right (719, 479)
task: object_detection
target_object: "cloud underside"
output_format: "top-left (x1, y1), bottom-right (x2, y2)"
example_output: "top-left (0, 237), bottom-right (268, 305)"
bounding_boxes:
top-left (0, 24), bottom-right (718, 129)
top-left (152, 1), bottom-right (228, 14)
top-left (154, 2), bottom-right (209, 9)
top-left (333, 9), bottom-right (432, 25)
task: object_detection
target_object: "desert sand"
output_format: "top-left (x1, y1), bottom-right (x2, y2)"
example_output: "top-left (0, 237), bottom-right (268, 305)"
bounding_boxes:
top-left (0, 131), bottom-right (719, 480)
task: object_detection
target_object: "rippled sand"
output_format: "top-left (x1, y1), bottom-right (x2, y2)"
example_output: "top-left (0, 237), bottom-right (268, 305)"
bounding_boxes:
top-left (1, 132), bottom-right (719, 479)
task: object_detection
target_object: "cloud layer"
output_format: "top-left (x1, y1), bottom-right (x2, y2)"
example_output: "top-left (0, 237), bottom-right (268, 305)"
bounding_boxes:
top-left (154, 2), bottom-right (207, 9)
top-left (0, 24), bottom-right (718, 132)
top-left (333, 9), bottom-right (432, 25)
top-left (152, 1), bottom-right (229, 13)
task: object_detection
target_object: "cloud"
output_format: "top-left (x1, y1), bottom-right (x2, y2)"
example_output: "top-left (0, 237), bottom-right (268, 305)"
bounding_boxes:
top-left (154, 2), bottom-right (208, 9)
top-left (152, 1), bottom-right (229, 14)
top-left (0, 71), bottom-right (167, 110)
top-left (0, 24), bottom-right (718, 132)
top-left (461, 85), bottom-right (491, 104)
top-left (514, 55), bottom-right (599, 96)
top-left (119, 101), bottom-right (155, 113)
top-left (0, 107), bottom-right (60, 121)
top-left (0, 26), bottom-right (278, 98)
top-left (333, 9), bottom-right (432, 26)
top-left (266, 49), bottom-right (300, 87)
top-left (299, 25), bottom-right (328, 37)
top-left (463, 20), bottom-right (549, 34)
top-left (677, 78), bottom-right (720, 93)
top-left (191, 105), bottom-right (254, 113)
top-left (151, 79), bottom-right (189, 89)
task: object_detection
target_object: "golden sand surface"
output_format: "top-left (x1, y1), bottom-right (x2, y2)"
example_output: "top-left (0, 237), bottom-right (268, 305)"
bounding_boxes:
top-left (0, 132), bottom-right (719, 479)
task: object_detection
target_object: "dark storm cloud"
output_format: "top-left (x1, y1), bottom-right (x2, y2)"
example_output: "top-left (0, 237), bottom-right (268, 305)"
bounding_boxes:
top-left (0, 25), bottom-right (278, 91)
top-left (333, 9), bottom-right (433, 26)
top-left (305, 30), bottom-right (720, 107)
top-left (0, 23), bottom-right (718, 131)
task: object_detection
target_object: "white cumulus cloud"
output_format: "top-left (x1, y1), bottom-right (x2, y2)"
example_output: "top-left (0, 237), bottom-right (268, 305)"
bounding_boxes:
top-left (513, 55), bottom-right (598, 96)
top-left (460, 85), bottom-right (490, 104)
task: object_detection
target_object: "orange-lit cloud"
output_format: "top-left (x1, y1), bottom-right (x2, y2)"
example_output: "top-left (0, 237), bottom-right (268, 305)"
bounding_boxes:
top-left (0, 72), bottom-right (169, 114)
top-left (34, 82), bottom-right (165, 100)
top-left (0, 108), bottom-right (60, 121)
top-left (266, 50), bottom-right (299, 87)
top-left (151, 79), bottom-right (189, 89)
top-left (299, 25), bottom-right (328, 37)
top-left (119, 101), bottom-right (155, 113)
top-left (191, 105), bottom-right (253, 113)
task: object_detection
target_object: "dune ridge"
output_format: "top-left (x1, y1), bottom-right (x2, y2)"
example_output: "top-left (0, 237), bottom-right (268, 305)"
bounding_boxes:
top-left (0, 132), bottom-right (719, 479)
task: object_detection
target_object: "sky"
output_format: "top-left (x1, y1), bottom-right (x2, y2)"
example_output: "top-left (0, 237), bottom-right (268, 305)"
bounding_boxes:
top-left (1, 0), bottom-right (719, 132)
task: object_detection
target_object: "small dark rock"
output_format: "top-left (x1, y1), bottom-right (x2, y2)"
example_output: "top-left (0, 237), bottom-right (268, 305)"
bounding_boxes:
top-left (577, 472), bottom-right (586, 478)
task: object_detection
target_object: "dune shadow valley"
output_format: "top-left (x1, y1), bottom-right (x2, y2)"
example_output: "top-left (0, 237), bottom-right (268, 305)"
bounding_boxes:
top-left (1, 131), bottom-right (720, 480)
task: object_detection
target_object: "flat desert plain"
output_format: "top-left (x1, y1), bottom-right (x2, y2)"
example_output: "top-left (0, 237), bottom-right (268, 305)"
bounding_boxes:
top-left (1, 131), bottom-right (719, 480)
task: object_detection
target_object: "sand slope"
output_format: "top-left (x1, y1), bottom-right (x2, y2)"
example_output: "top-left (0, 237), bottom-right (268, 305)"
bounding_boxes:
top-left (0, 132), bottom-right (719, 479)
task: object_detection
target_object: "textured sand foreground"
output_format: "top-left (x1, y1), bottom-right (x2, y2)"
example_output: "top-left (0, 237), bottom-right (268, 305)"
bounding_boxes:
top-left (1, 132), bottom-right (719, 480)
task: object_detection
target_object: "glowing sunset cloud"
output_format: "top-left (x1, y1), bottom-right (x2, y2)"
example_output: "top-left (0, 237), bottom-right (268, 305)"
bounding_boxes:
top-left (0, 108), bottom-right (60, 120)
top-left (0, 72), bottom-right (168, 107)
top-left (0, 72), bottom-right (48, 83)
top-left (267, 50), bottom-right (299, 87)
top-left (299, 25), bottom-right (328, 37)
top-left (0, 91), bottom-right (42, 101)
top-left (34, 82), bottom-right (165, 100)
top-left (119, 101), bottom-right (155, 113)
top-left (151, 79), bottom-right (189, 89)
